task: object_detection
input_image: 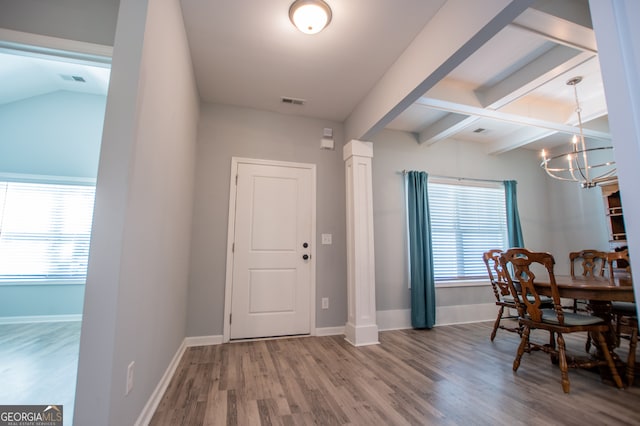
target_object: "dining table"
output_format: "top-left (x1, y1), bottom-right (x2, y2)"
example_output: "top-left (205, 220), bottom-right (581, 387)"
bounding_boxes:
top-left (534, 274), bottom-right (636, 385)
top-left (535, 274), bottom-right (635, 303)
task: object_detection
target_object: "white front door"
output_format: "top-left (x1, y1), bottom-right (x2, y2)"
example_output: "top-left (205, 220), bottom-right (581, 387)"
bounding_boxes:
top-left (228, 160), bottom-right (315, 339)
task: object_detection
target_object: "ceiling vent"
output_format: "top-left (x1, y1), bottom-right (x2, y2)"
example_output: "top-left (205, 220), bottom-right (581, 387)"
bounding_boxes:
top-left (60, 74), bottom-right (86, 83)
top-left (472, 127), bottom-right (487, 133)
top-left (281, 96), bottom-right (305, 106)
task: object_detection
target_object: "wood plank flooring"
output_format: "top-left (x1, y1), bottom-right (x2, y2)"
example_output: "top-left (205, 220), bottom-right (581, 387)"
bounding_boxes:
top-left (0, 321), bottom-right (81, 426)
top-left (150, 321), bottom-right (640, 425)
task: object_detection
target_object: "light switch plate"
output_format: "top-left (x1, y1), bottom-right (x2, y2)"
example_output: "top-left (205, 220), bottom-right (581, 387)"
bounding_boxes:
top-left (321, 234), bottom-right (332, 245)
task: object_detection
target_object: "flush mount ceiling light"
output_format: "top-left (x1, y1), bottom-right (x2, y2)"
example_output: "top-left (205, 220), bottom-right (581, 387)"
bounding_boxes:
top-left (540, 76), bottom-right (617, 188)
top-left (289, 0), bottom-right (332, 35)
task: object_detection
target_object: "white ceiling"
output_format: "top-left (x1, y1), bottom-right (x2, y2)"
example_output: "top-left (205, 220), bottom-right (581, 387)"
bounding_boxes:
top-left (0, 50), bottom-right (110, 105)
top-left (180, 0), bottom-right (446, 122)
top-left (2, 0), bottom-right (609, 155)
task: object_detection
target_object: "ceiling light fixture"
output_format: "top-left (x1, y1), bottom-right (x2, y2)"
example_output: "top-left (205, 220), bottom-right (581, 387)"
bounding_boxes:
top-left (540, 76), bottom-right (616, 188)
top-left (289, 0), bottom-right (332, 35)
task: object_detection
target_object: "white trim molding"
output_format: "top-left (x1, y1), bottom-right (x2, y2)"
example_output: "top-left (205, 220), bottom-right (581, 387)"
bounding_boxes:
top-left (315, 326), bottom-right (345, 336)
top-left (0, 314), bottom-right (82, 324)
top-left (376, 304), bottom-right (496, 330)
top-left (0, 28), bottom-right (112, 63)
top-left (184, 335), bottom-right (224, 347)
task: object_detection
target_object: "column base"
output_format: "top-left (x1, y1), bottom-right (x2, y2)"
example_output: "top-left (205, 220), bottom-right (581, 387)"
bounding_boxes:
top-left (344, 322), bottom-right (379, 347)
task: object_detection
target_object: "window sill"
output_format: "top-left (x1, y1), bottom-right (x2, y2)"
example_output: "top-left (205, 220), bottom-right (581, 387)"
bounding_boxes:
top-left (0, 279), bottom-right (85, 286)
top-left (435, 279), bottom-right (490, 288)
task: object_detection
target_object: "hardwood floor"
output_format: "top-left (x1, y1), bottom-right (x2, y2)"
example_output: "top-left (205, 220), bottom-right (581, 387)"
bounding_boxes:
top-left (150, 321), bottom-right (640, 425)
top-left (0, 321), bottom-right (81, 426)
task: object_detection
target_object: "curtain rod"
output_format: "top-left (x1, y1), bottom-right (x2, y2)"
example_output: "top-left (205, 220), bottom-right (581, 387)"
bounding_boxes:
top-left (399, 170), bottom-right (505, 184)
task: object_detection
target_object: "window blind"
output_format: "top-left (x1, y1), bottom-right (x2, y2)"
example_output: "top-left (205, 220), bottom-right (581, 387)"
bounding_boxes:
top-left (428, 180), bottom-right (508, 281)
top-left (0, 181), bottom-right (95, 281)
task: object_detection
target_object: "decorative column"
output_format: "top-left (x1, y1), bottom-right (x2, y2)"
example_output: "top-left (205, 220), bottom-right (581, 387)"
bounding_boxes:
top-left (343, 140), bottom-right (379, 346)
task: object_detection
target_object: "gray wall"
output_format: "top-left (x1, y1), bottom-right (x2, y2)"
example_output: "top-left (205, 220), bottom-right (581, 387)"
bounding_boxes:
top-left (187, 103), bottom-right (348, 336)
top-left (369, 128), bottom-right (609, 314)
top-left (74, 0), bottom-right (199, 424)
top-left (0, 0), bottom-right (119, 46)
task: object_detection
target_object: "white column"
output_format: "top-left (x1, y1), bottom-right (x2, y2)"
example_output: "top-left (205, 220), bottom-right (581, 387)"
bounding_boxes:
top-left (590, 0), bottom-right (640, 316)
top-left (343, 140), bottom-right (379, 346)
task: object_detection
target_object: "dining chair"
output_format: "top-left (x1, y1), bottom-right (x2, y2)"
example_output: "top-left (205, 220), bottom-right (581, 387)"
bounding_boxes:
top-left (606, 249), bottom-right (631, 277)
top-left (607, 249), bottom-right (637, 386)
top-left (569, 249), bottom-right (608, 313)
top-left (499, 248), bottom-right (623, 393)
top-left (483, 249), bottom-right (519, 341)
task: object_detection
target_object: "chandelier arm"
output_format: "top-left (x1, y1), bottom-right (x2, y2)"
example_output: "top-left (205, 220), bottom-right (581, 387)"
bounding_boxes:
top-left (537, 77), bottom-right (616, 188)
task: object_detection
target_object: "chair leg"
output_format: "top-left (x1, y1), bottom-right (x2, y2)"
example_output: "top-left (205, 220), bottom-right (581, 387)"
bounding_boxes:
top-left (585, 335), bottom-right (592, 354)
top-left (514, 325), bottom-right (529, 372)
top-left (595, 331), bottom-right (624, 389)
top-left (556, 333), bottom-right (570, 393)
top-left (491, 306), bottom-right (504, 341)
top-left (626, 321), bottom-right (637, 387)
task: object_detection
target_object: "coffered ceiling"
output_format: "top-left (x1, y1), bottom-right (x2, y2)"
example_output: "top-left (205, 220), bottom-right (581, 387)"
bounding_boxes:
top-left (2, 0), bottom-right (607, 156)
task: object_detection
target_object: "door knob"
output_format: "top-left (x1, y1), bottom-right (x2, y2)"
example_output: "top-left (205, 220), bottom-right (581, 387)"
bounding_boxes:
top-left (302, 254), bottom-right (309, 260)
top-left (303, 242), bottom-right (309, 248)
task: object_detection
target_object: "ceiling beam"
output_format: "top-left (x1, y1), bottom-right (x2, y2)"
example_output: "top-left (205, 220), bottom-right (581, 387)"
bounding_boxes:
top-left (344, 0), bottom-right (536, 142)
top-left (487, 127), bottom-right (557, 154)
top-left (478, 47), bottom-right (596, 109)
top-left (418, 113), bottom-right (480, 145)
top-left (511, 6), bottom-right (597, 53)
top-left (416, 96), bottom-right (611, 141)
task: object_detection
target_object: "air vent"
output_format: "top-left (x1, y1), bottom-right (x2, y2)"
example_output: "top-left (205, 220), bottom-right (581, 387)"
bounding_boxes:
top-left (60, 74), bottom-right (86, 83)
top-left (472, 128), bottom-right (487, 133)
top-left (281, 97), bottom-right (305, 106)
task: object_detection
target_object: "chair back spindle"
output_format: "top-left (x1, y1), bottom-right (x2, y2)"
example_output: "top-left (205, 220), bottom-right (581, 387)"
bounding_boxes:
top-left (500, 249), bottom-right (563, 325)
top-left (569, 249), bottom-right (607, 278)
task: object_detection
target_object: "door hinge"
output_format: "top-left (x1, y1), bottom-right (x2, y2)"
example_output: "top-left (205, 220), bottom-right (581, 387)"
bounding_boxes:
top-left (230, 313), bottom-right (232, 324)
top-left (232, 243), bottom-right (235, 253)
top-left (235, 174), bottom-right (238, 185)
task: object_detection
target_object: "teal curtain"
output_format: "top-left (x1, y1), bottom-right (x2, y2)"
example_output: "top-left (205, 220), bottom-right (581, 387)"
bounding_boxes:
top-left (504, 180), bottom-right (524, 248)
top-left (406, 171), bottom-right (436, 329)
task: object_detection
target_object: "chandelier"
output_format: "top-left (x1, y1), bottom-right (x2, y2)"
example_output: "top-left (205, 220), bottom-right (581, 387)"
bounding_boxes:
top-left (540, 76), bottom-right (616, 188)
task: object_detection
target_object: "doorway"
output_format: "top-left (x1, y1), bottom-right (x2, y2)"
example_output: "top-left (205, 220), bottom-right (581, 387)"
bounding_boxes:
top-left (0, 36), bottom-right (110, 426)
top-left (224, 158), bottom-right (316, 341)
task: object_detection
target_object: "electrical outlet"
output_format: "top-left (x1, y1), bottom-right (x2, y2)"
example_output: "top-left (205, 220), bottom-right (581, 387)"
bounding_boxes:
top-left (322, 297), bottom-right (329, 309)
top-left (126, 361), bottom-right (135, 395)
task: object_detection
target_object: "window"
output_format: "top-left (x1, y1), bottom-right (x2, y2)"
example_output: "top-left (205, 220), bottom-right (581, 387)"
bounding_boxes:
top-left (428, 179), bottom-right (508, 281)
top-left (0, 180), bottom-right (96, 282)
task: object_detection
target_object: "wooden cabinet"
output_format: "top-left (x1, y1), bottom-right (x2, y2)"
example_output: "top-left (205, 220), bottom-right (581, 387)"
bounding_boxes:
top-left (601, 182), bottom-right (627, 246)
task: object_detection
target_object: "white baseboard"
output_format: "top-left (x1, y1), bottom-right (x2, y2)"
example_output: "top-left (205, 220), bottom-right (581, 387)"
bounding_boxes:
top-left (376, 303), bottom-right (496, 330)
top-left (377, 309), bottom-right (412, 331)
top-left (184, 335), bottom-right (224, 347)
top-left (135, 339), bottom-right (187, 426)
top-left (435, 303), bottom-right (496, 326)
top-left (315, 326), bottom-right (345, 336)
top-left (135, 334), bottom-right (224, 426)
top-left (0, 314), bottom-right (82, 324)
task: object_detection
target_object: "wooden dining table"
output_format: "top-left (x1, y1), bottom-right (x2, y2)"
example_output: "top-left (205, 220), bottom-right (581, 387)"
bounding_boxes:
top-left (534, 274), bottom-right (636, 386)
top-left (534, 275), bottom-right (635, 304)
